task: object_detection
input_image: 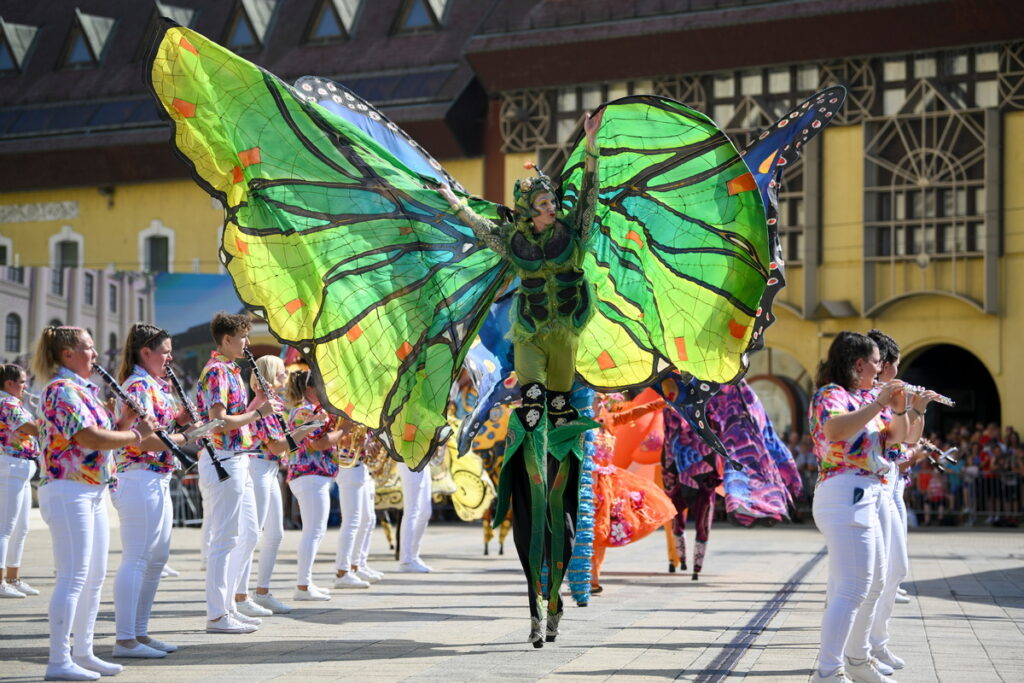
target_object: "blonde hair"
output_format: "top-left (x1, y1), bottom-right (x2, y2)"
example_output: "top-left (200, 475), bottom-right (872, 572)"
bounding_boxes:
top-left (30, 326), bottom-right (86, 382)
top-left (249, 355), bottom-right (286, 393)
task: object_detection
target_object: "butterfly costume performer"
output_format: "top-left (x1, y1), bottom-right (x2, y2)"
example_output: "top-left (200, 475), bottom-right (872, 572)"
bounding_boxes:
top-left (146, 21), bottom-right (837, 647)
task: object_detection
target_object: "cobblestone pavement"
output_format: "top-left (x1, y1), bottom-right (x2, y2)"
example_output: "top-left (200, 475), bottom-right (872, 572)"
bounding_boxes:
top-left (1, 506), bottom-right (1022, 682)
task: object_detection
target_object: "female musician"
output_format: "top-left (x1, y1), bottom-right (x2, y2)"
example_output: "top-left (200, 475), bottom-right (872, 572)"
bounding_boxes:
top-left (0, 363), bottom-right (40, 599)
top-left (809, 331), bottom-right (908, 683)
top-left (196, 312), bottom-right (269, 634)
top-left (237, 355), bottom-right (316, 614)
top-left (334, 420), bottom-right (381, 588)
top-left (865, 330), bottom-right (937, 672)
top-left (33, 326), bottom-right (157, 681)
top-left (286, 370), bottom-right (345, 600)
top-left (111, 324), bottom-right (194, 659)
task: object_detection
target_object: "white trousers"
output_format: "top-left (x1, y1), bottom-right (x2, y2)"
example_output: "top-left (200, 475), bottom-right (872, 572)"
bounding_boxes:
top-left (201, 451), bottom-right (258, 619)
top-left (246, 457), bottom-right (285, 591)
top-left (0, 454), bottom-right (36, 569)
top-left (289, 475), bottom-right (332, 586)
top-left (399, 465), bottom-right (431, 564)
top-left (870, 468), bottom-right (909, 650)
top-left (39, 480), bottom-right (109, 665)
top-left (812, 472), bottom-right (886, 674)
top-left (335, 464), bottom-right (374, 570)
top-left (111, 469), bottom-right (172, 640)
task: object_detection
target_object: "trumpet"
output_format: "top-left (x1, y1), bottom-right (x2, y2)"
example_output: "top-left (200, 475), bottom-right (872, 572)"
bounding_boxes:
top-left (873, 381), bottom-right (956, 407)
top-left (333, 415), bottom-right (365, 469)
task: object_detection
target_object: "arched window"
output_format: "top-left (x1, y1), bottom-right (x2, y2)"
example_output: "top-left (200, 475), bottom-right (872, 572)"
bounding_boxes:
top-left (4, 313), bottom-right (21, 354)
top-left (138, 220), bottom-right (175, 273)
top-left (49, 225), bottom-right (84, 296)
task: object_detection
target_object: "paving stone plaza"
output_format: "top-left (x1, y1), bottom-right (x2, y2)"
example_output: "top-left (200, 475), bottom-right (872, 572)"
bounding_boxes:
top-left (1, 507), bottom-right (1022, 682)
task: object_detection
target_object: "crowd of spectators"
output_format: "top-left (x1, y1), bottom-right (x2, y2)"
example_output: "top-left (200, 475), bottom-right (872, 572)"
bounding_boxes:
top-left (789, 422), bottom-right (1023, 528)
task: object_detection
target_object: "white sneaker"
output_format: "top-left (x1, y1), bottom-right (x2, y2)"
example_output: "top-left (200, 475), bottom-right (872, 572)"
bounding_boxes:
top-left (112, 642), bottom-right (166, 659)
top-left (206, 614), bottom-right (257, 634)
top-left (71, 654), bottom-right (123, 676)
top-left (354, 568), bottom-right (380, 584)
top-left (44, 661), bottom-right (100, 681)
top-left (230, 610), bottom-right (261, 626)
top-left (139, 638), bottom-right (178, 653)
top-left (896, 586), bottom-right (908, 596)
top-left (309, 583), bottom-right (332, 595)
top-left (398, 559), bottom-right (431, 573)
top-left (333, 573), bottom-right (370, 589)
top-left (9, 579), bottom-right (39, 596)
top-left (160, 565), bottom-right (180, 578)
top-left (252, 592), bottom-right (292, 614)
top-left (235, 597), bottom-right (273, 617)
top-left (894, 593), bottom-right (911, 603)
top-left (811, 668), bottom-right (850, 682)
top-left (360, 565), bottom-right (384, 580)
top-left (0, 581), bottom-right (25, 598)
top-left (845, 656), bottom-right (895, 683)
top-left (292, 587), bottom-right (331, 601)
top-left (872, 647), bottom-right (905, 670)
top-left (871, 657), bottom-right (895, 676)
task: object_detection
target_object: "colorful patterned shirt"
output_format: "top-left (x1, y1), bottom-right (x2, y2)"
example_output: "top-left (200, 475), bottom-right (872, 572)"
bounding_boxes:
top-left (251, 414), bottom-right (286, 462)
top-left (0, 391), bottom-right (40, 461)
top-left (197, 351), bottom-right (254, 451)
top-left (286, 402), bottom-right (337, 480)
top-left (868, 392), bottom-right (912, 486)
top-left (116, 365), bottom-right (180, 475)
top-left (809, 383), bottom-right (889, 487)
top-left (40, 366), bottom-right (115, 487)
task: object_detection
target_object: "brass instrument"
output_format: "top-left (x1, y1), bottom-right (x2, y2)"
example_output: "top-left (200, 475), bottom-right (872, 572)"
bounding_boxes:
top-left (334, 415), bottom-right (365, 469)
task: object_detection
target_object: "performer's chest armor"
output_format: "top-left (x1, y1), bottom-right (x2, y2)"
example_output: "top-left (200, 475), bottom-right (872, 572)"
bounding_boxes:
top-left (510, 222), bottom-right (592, 334)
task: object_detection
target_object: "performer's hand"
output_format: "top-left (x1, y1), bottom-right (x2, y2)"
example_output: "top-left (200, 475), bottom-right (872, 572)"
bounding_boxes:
top-left (911, 390), bottom-right (940, 413)
top-left (293, 423), bottom-right (318, 441)
top-left (175, 407), bottom-right (193, 427)
top-left (584, 109), bottom-right (604, 143)
top-left (136, 415), bottom-right (159, 440)
top-left (874, 381), bottom-right (905, 411)
top-left (438, 185), bottom-right (459, 208)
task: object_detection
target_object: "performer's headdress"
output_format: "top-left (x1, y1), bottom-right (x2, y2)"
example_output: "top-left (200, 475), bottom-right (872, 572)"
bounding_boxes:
top-left (512, 161), bottom-right (558, 223)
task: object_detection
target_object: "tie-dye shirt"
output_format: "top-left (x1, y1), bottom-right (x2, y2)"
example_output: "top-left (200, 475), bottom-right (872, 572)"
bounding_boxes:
top-left (286, 402), bottom-right (337, 480)
top-left (197, 351), bottom-right (254, 451)
top-left (0, 391), bottom-right (39, 461)
top-left (866, 390), bottom-right (912, 486)
top-left (116, 365), bottom-right (180, 474)
top-left (40, 366), bottom-right (115, 487)
top-left (809, 383), bottom-right (889, 487)
top-left (251, 414), bottom-right (286, 462)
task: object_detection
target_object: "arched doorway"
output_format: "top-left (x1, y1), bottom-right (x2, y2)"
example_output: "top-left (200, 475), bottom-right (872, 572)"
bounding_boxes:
top-left (746, 346), bottom-right (814, 437)
top-left (900, 344), bottom-right (1000, 436)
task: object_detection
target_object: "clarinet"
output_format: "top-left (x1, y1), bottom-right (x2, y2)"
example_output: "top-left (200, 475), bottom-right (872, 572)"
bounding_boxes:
top-left (919, 440), bottom-right (959, 473)
top-left (165, 364), bottom-right (230, 483)
top-left (244, 348), bottom-right (299, 453)
top-left (91, 363), bottom-right (197, 472)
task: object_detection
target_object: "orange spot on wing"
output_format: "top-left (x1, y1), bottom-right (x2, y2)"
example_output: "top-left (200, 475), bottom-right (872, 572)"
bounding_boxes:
top-left (396, 341), bottom-right (413, 361)
top-left (402, 423), bottom-right (417, 442)
top-left (625, 230), bottom-right (643, 247)
top-left (285, 298), bottom-right (305, 315)
top-left (596, 351), bottom-right (616, 370)
top-left (235, 237), bottom-right (249, 255)
top-left (346, 324), bottom-right (363, 342)
top-left (728, 319), bottom-right (748, 339)
top-left (238, 147), bottom-right (261, 167)
top-left (179, 36), bottom-right (198, 55)
top-left (399, 226), bottom-right (413, 236)
top-left (757, 151), bottom-right (777, 174)
top-left (727, 172), bottom-right (757, 196)
top-left (232, 165), bottom-right (244, 184)
top-left (674, 336), bottom-right (688, 361)
top-left (343, 402), bottom-right (355, 416)
top-left (171, 98), bottom-right (196, 118)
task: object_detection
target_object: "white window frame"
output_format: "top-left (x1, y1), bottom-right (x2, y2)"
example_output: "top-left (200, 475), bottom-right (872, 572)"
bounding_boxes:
top-left (138, 219), bottom-right (175, 273)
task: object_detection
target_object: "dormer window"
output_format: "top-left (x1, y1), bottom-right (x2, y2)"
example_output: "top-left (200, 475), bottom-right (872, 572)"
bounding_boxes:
top-left (62, 9), bottom-right (116, 69)
top-left (396, 0), bottom-right (447, 33)
top-left (225, 0), bottom-right (279, 52)
top-left (307, 0), bottom-right (362, 44)
top-left (0, 18), bottom-right (39, 74)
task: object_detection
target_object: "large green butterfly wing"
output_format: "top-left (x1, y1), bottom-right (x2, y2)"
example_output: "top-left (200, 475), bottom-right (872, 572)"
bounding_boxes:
top-left (561, 96), bottom-right (769, 389)
top-left (147, 22), bottom-right (509, 470)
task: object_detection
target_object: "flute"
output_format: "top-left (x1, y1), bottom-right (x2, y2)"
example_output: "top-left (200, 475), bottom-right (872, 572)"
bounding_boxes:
top-left (165, 364), bottom-right (230, 483)
top-left (873, 381), bottom-right (956, 407)
top-left (243, 348), bottom-right (299, 453)
top-left (91, 363), bottom-right (196, 471)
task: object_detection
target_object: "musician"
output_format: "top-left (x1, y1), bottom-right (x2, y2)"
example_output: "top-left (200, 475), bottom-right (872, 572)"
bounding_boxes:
top-left (110, 324), bottom-right (194, 658)
top-left (237, 355), bottom-right (316, 615)
top-left (196, 313), bottom-right (269, 634)
top-left (809, 331), bottom-right (907, 683)
top-left (865, 330), bottom-right (938, 672)
top-left (0, 363), bottom-right (40, 599)
top-left (286, 370), bottom-right (345, 600)
top-left (333, 418), bottom-right (380, 589)
top-left (32, 326), bottom-right (157, 680)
